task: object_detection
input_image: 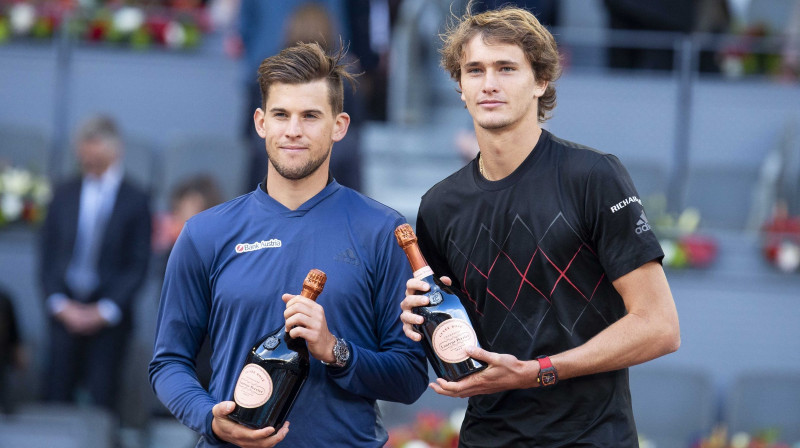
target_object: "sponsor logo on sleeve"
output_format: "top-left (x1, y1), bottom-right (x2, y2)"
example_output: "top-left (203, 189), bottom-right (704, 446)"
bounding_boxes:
top-left (610, 195), bottom-right (642, 213)
top-left (635, 212), bottom-right (651, 234)
top-left (235, 239), bottom-right (282, 254)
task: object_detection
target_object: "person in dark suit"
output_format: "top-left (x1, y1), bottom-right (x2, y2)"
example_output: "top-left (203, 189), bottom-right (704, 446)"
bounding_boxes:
top-left (38, 115), bottom-right (151, 413)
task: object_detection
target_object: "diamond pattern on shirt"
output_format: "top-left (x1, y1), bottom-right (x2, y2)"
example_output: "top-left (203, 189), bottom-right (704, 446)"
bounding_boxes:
top-left (447, 213), bottom-right (608, 348)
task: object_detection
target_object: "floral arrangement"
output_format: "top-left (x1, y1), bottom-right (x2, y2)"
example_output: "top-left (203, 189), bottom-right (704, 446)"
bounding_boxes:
top-left (647, 195), bottom-right (718, 269)
top-left (386, 409), bottom-right (465, 448)
top-left (693, 425), bottom-right (800, 448)
top-left (0, 0), bottom-right (209, 50)
top-left (0, 165), bottom-right (51, 228)
top-left (760, 202), bottom-right (800, 273)
top-left (718, 23), bottom-right (800, 82)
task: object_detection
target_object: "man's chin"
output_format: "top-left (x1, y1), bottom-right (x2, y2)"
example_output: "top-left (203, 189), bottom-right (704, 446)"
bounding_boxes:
top-left (477, 119), bottom-right (512, 131)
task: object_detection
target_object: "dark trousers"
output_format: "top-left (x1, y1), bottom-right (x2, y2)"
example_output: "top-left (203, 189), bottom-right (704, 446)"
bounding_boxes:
top-left (43, 316), bottom-right (130, 411)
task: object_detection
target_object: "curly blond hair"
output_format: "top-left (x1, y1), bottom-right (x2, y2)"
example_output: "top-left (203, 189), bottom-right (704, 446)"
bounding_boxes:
top-left (440, 4), bottom-right (561, 121)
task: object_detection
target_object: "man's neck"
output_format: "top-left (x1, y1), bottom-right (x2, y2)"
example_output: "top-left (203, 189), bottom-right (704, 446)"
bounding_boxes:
top-left (265, 165), bottom-right (329, 210)
top-left (475, 120), bottom-right (542, 181)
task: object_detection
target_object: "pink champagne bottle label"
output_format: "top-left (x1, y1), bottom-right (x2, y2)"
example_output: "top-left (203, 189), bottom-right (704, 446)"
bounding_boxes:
top-left (234, 364), bottom-right (273, 408)
top-left (431, 318), bottom-right (477, 363)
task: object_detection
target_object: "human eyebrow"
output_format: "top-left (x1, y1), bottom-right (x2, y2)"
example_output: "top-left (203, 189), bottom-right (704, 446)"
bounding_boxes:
top-left (493, 60), bottom-right (519, 67)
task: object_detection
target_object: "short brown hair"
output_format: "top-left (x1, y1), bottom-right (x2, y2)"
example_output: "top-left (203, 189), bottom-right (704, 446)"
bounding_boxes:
top-left (440, 4), bottom-right (561, 121)
top-left (75, 114), bottom-right (121, 152)
top-left (257, 42), bottom-right (356, 115)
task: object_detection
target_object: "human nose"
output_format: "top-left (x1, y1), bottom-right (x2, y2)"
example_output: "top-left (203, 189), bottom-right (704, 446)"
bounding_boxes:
top-left (285, 116), bottom-right (302, 138)
top-left (482, 69), bottom-right (499, 94)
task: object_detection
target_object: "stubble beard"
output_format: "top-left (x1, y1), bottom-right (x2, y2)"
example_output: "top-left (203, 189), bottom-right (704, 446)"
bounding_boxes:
top-left (268, 146), bottom-right (331, 180)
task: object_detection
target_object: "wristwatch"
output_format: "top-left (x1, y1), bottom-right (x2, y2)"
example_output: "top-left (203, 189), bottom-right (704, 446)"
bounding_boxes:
top-left (322, 336), bottom-right (350, 368)
top-left (536, 355), bottom-right (558, 387)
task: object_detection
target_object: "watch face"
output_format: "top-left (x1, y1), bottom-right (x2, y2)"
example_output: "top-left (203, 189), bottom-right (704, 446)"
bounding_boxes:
top-left (541, 372), bottom-right (557, 386)
top-left (334, 339), bottom-right (350, 365)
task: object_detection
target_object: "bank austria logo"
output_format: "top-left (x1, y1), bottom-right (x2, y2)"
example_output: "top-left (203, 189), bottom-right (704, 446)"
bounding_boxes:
top-left (235, 239), bottom-right (282, 254)
top-left (635, 212), bottom-right (651, 234)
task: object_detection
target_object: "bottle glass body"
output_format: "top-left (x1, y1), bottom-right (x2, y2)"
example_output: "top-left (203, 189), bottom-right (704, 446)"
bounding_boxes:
top-left (228, 325), bottom-right (309, 429)
top-left (414, 273), bottom-right (487, 382)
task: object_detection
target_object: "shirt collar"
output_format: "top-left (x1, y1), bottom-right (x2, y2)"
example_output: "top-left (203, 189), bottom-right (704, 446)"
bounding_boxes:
top-left (85, 161), bottom-right (123, 188)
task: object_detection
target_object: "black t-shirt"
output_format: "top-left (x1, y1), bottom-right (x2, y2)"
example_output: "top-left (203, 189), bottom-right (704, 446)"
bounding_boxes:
top-left (416, 130), bottom-right (664, 448)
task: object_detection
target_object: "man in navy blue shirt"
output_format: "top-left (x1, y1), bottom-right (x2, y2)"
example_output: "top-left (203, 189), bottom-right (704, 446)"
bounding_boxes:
top-left (149, 42), bottom-right (427, 447)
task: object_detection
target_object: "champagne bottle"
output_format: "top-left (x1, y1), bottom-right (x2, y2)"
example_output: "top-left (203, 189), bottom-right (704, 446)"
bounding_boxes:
top-left (394, 224), bottom-right (486, 382)
top-left (228, 269), bottom-right (327, 429)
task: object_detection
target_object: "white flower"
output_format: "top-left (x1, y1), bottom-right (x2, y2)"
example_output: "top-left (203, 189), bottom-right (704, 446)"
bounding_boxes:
top-left (401, 441), bottom-right (431, 448)
top-left (32, 180), bottom-right (52, 205)
top-left (9, 3), bottom-right (36, 35)
top-left (113, 7), bottom-right (145, 34)
top-left (777, 241), bottom-right (800, 273)
top-left (1, 193), bottom-right (23, 221)
top-left (164, 21), bottom-right (186, 49)
top-left (449, 408), bottom-right (466, 430)
top-left (2, 167), bottom-right (33, 196)
top-left (730, 432), bottom-right (751, 448)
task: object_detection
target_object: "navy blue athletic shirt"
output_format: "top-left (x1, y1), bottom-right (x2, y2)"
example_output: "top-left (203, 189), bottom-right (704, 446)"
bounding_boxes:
top-left (150, 180), bottom-right (427, 447)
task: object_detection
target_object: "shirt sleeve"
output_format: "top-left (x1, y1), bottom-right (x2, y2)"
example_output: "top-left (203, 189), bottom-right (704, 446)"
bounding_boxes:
top-left (326, 217), bottom-right (428, 404)
top-left (584, 155), bottom-right (664, 281)
top-left (148, 225), bottom-right (223, 444)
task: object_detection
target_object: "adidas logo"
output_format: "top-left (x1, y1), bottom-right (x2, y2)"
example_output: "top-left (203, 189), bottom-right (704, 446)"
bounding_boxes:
top-left (635, 212), bottom-right (651, 234)
top-left (334, 248), bottom-right (360, 266)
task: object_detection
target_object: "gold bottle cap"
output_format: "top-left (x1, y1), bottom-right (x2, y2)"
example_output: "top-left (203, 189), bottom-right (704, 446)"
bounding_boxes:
top-left (301, 269), bottom-right (327, 301)
top-left (394, 223), bottom-right (417, 248)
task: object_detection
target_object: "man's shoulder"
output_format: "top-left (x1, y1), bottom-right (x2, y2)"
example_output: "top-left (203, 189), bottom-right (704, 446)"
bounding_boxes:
top-left (189, 192), bottom-right (251, 227)
top-left (421, 161), bottom-right (474, 205)
top-left (548, 132), bottom-right (611, 163)
top-left (335, 185), bottom-right (406, 227)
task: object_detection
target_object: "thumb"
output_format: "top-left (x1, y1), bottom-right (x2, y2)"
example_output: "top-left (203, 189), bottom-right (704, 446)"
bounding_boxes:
top-left (465, 345), bottom-right (491, 361)
top-left (212, 401), bottom-right (235, 417)
top-left (281, 293), bottom-right (295, 304)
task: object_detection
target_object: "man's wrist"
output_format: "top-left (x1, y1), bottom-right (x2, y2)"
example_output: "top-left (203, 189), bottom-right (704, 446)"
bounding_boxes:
top-left (536, 355), bottom-right (558, 387)
top-left (321, 335), bottom-right (350, 368)
top-left (320, 334), bottom-right (337, 364)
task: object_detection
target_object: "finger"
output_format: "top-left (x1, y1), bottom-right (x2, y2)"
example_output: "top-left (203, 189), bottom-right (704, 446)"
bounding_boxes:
top-left (284, 301), bottom-right (320, 323)
top-left (402, 324), bottom-right (422, 342)
top-left (265, 422), bottom-right (290, 447)
top-left (439, 276), bottom-right (453, 286)
top-left (405, 278), bottom-right (430, 294)
top-left (464, 346), bottom-right (494, 363)
top-left (429, 381), bottom-right (459, 397)
top-left (400, 310), bottom-right (424, 326)
top-left (284, 295), bottom-right (317, 309)
top-left (212, 401), bottom-right (235, 417)
top-left (400, 294), bottom-right (429, 311)
top-left (285, 311), bottom-right (323, 331)
top-left (281, 293), bottom-right (295, 304)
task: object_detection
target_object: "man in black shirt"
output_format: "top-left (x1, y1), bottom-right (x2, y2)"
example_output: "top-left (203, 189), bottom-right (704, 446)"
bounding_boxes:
top-left (400, 5), bottom-right (680, 447)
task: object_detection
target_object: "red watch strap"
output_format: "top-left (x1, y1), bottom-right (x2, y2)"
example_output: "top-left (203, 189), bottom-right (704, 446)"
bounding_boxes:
top-left (537, 356), bottom-right (553, 370)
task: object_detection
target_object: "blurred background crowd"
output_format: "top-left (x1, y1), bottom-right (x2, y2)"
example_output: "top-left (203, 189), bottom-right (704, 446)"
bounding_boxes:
top-left (1, 0), bottom-right (799, 447)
